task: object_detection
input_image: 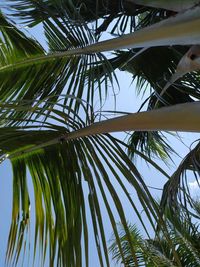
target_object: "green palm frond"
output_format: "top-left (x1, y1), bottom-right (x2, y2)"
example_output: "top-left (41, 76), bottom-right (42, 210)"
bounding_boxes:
top-left (155, 208), bottom-right (200, 267)
top-left (4, 0), bottom-right (78, 27)
top-left (168, 217), bottom-right (200, 266)
top-left (109, 223), bottom-right (147, 267)
top-left (0, 12), bottom-right (116, 120)
top-left (110, 223), bottom-right (177, 267)
top-left (2, 3), bottom-right (200, 123)
top-left (5, 101), bottom-right (200, 160)
top-left (5, 0), bottom-right (146, 35)
top-left (110, 208), bottom-right (200, 267)
top-left (113, 47), bottom-right (200, 106)
top-left (193, 200), bottom-right (200, 217)
top-left (161, 141), bottom-right (200, 215)
top-left (4, 4), bottom-right (200, 55)
top-left (0, 100), bottom-right (163, 267)
top-left (84, 44), bottom-right (200, 161)
top-left (128, 131), bottom-right (177, 162)
top-left (7, 0), bottom-right (196, 36)
top-left (90, 46), bottom-right (200, 161)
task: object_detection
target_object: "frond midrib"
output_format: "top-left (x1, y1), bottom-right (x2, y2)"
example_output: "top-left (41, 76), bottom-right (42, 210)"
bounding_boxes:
top-left (0, 48), bottom-right (84, 72)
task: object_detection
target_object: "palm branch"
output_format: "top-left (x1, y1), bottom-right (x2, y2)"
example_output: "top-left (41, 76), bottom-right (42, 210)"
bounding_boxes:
top-left (1, 4), bottom-right (200, 121)
top-left (0, 11), bottom-right (117, 120)
top-left (110, 207), bottom-right (200, 267)
top-left (1, 100), bottom-right (166, 266)
top-left (161, 140), bottom-right (200, 216)
top-left (5, 0), bottom-right (148, 35)
top-left (2, 99), bottom-right (200, 265)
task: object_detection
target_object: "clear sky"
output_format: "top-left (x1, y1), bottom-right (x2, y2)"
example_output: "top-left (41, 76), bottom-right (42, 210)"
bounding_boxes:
top-left (0, 161), bottom-right (12, 266)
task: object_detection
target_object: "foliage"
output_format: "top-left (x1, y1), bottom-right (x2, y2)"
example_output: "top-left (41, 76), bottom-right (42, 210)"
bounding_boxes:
top-left (0, 1), bottom-right (200, 266)
top-left (110, 206), bottom-right (200, 267)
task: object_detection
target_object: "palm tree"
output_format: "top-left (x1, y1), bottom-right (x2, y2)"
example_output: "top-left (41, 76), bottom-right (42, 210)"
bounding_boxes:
top-left (1, 1), bottom-right (200, 266)
top-left (110, 204), bottom-right (200, 267)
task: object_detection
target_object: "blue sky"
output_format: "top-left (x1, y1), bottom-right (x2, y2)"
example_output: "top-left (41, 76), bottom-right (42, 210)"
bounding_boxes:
top-left (0, 161), bottom-right (12, 266)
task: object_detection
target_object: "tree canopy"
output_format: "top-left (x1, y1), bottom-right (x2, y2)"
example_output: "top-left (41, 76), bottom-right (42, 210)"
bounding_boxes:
top-left (1, 1), bottom-right (200, 266)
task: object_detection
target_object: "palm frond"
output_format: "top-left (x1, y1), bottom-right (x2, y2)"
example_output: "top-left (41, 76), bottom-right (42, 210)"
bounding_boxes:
top-left (109, 223), bottom-right (147, 267)
top-left (110, 223), bottom-right (178, 267)
top-left (128, 131), bottom-right (177, 163)
top-left (0, 12), bottom-right (116, 120)
top-left (6, 2), bottom-right (200, 51)
top-left (4, 101), bottom-right (200, 160)
top-left (4, 0), bottom-right (78, 27)
top-left (5, 0), bottom-right (146, 35)
top-left (114, 47), bottom-right (200, 106)
top-left (110, 208), bottom-right (200, 267)
top-left (1, 4), bottom-right (200, 122)
top-left (155, 207), bottom-right (200, 267)
top-left (168, 215), bottom-right (200, 266)
top-left (91, 45), bottom-right (200, 161)
top-left (6, 0), bottom-right (197, 37)
top-left (0, 100), bottom-right (164, 267)
top-left (160, 141), bottom-right (200, 216)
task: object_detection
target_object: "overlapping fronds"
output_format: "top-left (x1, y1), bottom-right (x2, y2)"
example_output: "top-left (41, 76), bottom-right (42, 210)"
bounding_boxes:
top-left (7, 0), bottom-right (196, 36)
top-left (92, 44), bottom-right (200, 160)
top-left (110, 223), bottom-right (177, 267)
top-left (161, 141), bottom-right (200, 216)
top-left (1, 1), bottom-right (200, 266)
top-left (2, 3), bottom-right (200, 124)
top-left (166, 213), bottom-right (200, 266)
top-left (106, 47), bottom-right (200, 107)
top-left (4, 0), bottom-right (147, 35)
top-left (128, 130), bottom-right (177, 163)
top-left (0, 12), bottom-right (116, 121)
top-left (0, 100), bottom-right (164, 267)
top-left (110, 209), bottom-right (200, 267)
top-left (3, 0), bottom-right (80, 27)
top-left (110, 224), bottom-right (148, 267)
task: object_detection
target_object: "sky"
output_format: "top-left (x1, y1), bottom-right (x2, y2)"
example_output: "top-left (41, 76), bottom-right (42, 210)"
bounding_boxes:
top-left (0, 161), bottom-right (12, 266)
top-left (0, 8), bottom-right (200, 267)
